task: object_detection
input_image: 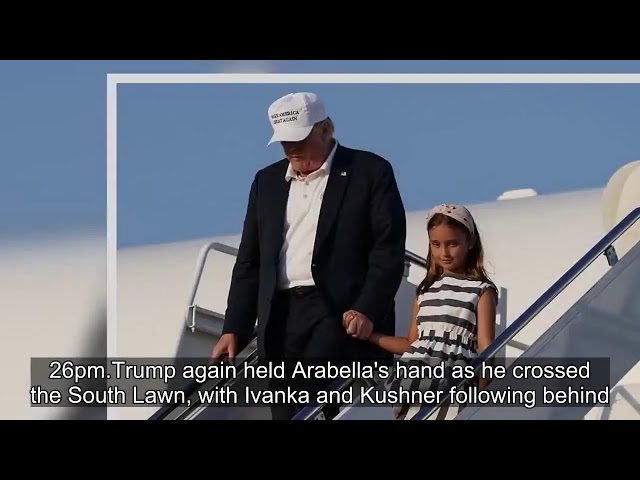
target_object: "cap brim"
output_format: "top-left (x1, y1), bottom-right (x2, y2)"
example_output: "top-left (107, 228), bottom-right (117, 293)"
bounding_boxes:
top-left (267, 125), bottom-right (314, 146)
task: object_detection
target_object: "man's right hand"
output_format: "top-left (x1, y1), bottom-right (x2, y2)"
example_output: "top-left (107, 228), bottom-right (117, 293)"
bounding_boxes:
top-left (211, 333), bottom-right (237, 363)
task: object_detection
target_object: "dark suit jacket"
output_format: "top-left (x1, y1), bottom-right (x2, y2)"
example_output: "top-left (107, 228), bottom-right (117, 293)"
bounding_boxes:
top-left (222, 144), bottom-right (407, 361)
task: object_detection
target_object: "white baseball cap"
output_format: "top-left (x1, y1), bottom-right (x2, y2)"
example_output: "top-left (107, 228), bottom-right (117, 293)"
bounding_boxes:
top-left (267, 92), bottom-right (328, 145)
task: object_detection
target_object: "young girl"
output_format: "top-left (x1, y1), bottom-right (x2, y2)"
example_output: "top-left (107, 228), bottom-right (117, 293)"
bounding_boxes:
top-left (361, 204), bottom-right (497, 420)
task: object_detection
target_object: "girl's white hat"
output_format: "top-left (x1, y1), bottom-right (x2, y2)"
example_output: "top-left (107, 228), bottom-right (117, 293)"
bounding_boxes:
top-left (426, 204), bottom-right (476, 237)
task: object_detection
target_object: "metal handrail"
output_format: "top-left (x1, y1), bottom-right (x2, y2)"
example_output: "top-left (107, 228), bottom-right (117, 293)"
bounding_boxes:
top-left (149, 241), bottom-right (243, 420)
top-left (405, 250), bottom-right (427, 267)
top-left (186, 241), bottom-right (239, 330)
top-left (412, 206), bottom-right (640, 420)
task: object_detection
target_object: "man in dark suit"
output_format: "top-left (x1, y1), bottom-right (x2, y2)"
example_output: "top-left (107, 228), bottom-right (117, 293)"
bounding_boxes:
top-left (212, 92), bottom-right (406, 420)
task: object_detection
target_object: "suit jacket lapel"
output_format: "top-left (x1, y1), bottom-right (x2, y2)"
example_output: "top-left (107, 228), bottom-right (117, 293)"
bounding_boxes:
top-left (267, 161), bottom-right (291, 262)
top-left (313, 145), bottom-right (351, 259)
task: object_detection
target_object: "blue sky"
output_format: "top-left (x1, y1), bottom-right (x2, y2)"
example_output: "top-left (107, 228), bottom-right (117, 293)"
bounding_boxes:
top-left (2, 60), bottom-right (640, 247)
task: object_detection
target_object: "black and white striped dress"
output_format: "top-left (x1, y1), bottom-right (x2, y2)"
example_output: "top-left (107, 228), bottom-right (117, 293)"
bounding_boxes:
top-left (384, 273), bottom-right (497, 420)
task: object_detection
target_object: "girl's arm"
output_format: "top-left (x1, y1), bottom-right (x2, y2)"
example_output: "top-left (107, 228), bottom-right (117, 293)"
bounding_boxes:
top-left (476, 287), bottom-right (497, 389)
top-left (367, 299), bottom-right (419, 355)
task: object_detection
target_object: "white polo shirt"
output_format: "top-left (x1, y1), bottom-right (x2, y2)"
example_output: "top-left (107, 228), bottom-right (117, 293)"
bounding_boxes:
top-left (277, 141), bottom-right (338, 290)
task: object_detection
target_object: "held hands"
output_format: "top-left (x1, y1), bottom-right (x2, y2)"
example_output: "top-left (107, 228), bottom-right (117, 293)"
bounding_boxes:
top-left (342, 310), bottom-right (373, 340)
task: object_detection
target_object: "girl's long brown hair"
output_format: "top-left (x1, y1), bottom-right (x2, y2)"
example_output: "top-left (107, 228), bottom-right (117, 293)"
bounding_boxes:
top-left (416, 213), bottom-right (494, 297)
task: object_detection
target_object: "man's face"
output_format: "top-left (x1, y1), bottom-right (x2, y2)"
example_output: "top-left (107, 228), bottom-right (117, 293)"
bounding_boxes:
top-left (281, 122), bottom-right (332, 175)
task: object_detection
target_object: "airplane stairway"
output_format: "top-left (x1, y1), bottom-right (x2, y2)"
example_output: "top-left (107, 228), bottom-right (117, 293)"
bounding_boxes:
top-left (413, 206), bottom-right (640, 421)
top-left (148, 332), bottom-right (265, 420)
top-left (295, 206), bottom-right (640, 421)
top-left (451, 235), bottom-right (640, 420)
top-left (149, 243), bottom-right (425, 420)
top-left (149, 207), bottom-right (640, 420)
top-left (148, 241), bottom-right (273, 420)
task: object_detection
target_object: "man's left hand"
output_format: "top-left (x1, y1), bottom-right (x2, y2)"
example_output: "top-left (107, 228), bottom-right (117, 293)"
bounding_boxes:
top-left (343, 310), bottom-right (373, 340)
